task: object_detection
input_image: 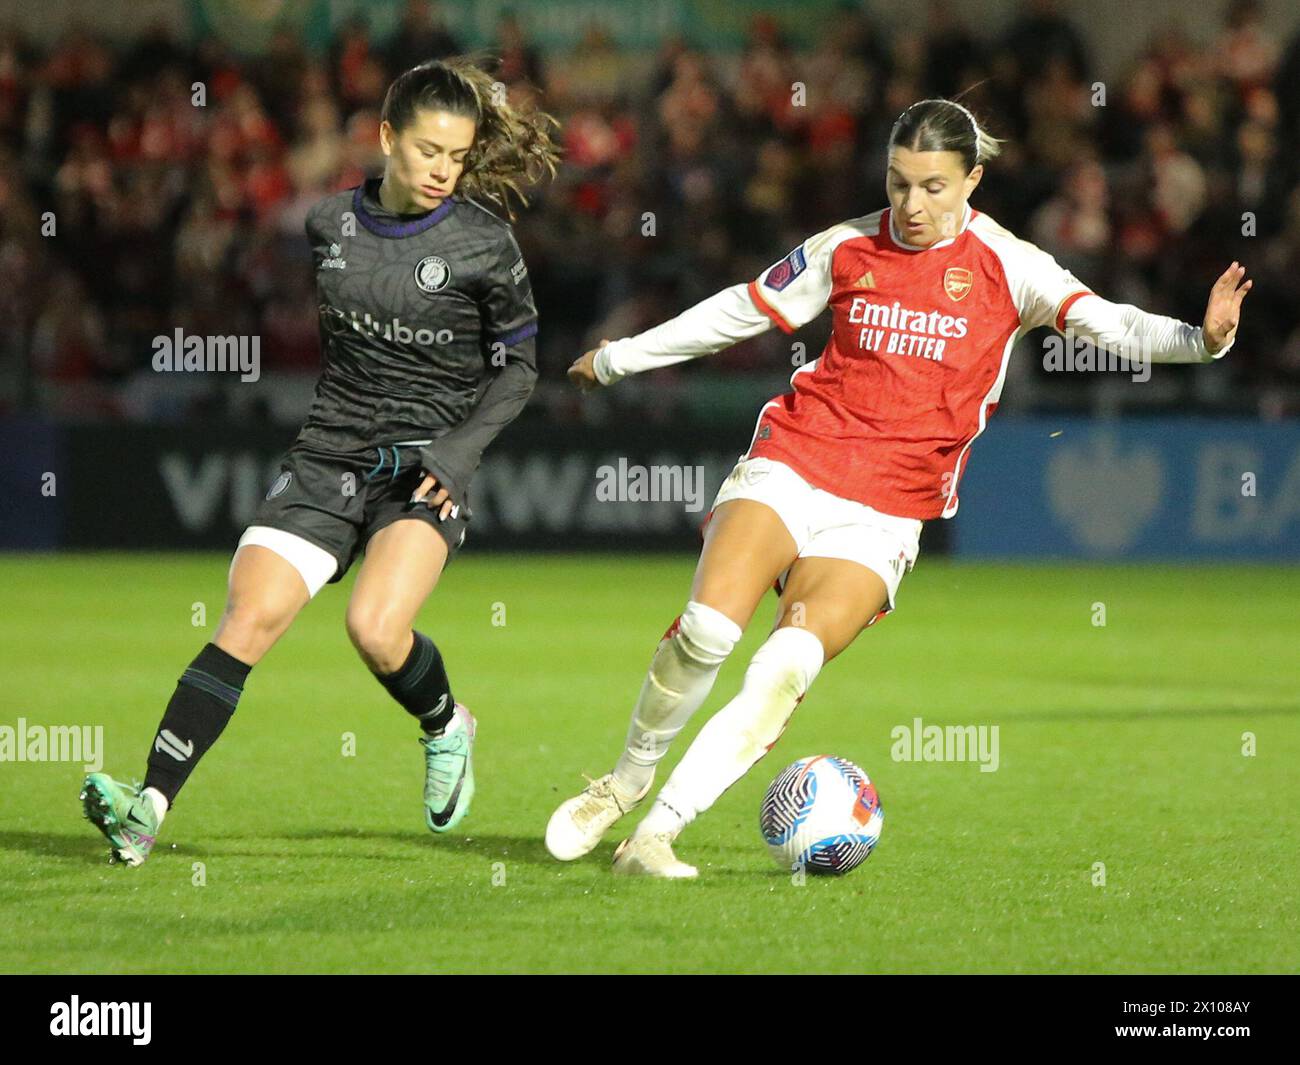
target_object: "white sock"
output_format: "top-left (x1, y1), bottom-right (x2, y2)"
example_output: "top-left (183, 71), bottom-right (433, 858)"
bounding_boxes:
top-left (635, 626), bottom-right (824, 839)
top-left (142, 786), bottom-right (169, 825)
top-left (611, 601), bottom-right (741, 802)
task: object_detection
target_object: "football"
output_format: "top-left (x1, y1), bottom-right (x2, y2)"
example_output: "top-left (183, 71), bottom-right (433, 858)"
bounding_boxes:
top-left (760, 756), bottom-right (885, 875)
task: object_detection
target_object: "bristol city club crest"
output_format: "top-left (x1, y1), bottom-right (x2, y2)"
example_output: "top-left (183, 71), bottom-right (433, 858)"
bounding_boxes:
top-left (414, 255), bottom-right (452, 293)
top-left (943, 267), bottom-right (973, 302)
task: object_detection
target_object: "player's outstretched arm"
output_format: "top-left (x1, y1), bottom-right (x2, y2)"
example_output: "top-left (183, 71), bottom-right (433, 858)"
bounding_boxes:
top-left (1062, 261), bottom-right (1252, 364)
top-left (569, 222), bottom-right (845, 392)
top-left (566, 282), bottom-right (777, 392)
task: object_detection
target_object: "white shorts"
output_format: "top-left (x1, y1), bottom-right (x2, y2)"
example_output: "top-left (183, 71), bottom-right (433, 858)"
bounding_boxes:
top-left (708, 456), bottom-right (923, 624)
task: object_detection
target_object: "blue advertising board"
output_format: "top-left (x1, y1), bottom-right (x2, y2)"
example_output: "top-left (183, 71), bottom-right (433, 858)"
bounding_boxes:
top-left (953, 418), bottom-right (1300, 559)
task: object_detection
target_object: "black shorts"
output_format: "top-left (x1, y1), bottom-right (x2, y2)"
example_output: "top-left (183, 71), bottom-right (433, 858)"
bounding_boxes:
top-left (249, 441), bottom-right (471, 586)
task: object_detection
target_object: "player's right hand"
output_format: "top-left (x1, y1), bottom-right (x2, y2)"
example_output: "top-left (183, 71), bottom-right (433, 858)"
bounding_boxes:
top-left (567, 338), bottom-right (610, 392)
top-left (1201, 262), bottom-right (1251, 355)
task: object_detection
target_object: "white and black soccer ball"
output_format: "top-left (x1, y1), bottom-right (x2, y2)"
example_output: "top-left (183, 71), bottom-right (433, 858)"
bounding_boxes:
top-left (760, 756), bottom-right (884, 875)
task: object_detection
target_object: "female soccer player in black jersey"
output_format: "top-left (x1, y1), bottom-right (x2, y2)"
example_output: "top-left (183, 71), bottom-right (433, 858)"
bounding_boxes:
top-left (81, 57), bottom-right (561, 865)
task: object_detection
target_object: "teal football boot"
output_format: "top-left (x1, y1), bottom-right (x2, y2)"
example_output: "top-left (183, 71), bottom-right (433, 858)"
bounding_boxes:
top-left (420, 703), bottom-right (476, 833)
top-left (80, 773), bottom-right (161, 867)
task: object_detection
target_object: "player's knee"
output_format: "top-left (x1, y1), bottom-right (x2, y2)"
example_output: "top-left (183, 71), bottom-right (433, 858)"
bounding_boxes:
top-left (344, 604), bottom-right (409, 672)
top-left (673, 600), bottom-right (743, 667)
top-left (215, 601), bottom-right (291, 663)
top-left (777, 602), bottom-right (860, 663)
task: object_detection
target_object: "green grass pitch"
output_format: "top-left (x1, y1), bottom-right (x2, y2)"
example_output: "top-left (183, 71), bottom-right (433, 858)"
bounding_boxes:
top-left (0, 553), bottom-right (1296, 974)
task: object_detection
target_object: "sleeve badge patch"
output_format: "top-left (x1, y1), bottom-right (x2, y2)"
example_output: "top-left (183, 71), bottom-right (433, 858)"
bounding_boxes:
top-left (763, 245), bottom-right (807, 292)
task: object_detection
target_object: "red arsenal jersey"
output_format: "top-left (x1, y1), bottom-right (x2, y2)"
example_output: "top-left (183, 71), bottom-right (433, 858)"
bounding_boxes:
top-left (744, 204), bottom-right (1092, 519)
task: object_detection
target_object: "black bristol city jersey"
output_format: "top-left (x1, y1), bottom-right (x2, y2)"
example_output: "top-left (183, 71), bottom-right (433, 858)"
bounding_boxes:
top-left (296, 177), bottom-right (538, 499)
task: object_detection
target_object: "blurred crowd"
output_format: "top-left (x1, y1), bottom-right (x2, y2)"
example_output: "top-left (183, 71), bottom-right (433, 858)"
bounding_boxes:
top-left (2, 0), bottom-right (1300, 424)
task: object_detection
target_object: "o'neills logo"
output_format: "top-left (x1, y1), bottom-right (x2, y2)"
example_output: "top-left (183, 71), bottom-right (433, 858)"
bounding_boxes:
top-left (847, 297), bottom-right (968, 362)
top-left (944, 267), bottom-right (973, 301)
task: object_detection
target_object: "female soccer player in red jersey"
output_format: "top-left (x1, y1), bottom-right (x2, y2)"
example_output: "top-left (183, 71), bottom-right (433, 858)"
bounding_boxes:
top-left (546, 98), bottom-right (1251, 877)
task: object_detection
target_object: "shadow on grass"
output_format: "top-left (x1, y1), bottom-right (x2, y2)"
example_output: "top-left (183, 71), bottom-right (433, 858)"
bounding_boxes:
top-left (3, 828), bottom-right (765, 877)
top-left (0, 827), bottom-right (570, 867)
top-left (212, 828), bottom-right (560, 865)
top-left (0, 830), bottom-right (210, 862)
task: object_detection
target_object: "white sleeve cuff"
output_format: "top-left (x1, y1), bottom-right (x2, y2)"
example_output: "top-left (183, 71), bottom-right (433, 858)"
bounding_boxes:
top-left (1205, 332), bottom-right (1235, 361)
top-left (593, 341), bottom-right (619, 385)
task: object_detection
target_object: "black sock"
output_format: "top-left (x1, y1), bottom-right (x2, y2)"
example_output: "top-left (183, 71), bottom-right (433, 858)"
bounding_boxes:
top-left (144, 643), bottom-right (252, 805)
top-left (374, 631), bottom-right (455, 733)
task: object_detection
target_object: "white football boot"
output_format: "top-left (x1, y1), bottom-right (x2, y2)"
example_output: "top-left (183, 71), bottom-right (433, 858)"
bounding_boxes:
top-left (545, 773), bottom-right (650, 861)
top-left (610, 831), bottom-right (699, 878)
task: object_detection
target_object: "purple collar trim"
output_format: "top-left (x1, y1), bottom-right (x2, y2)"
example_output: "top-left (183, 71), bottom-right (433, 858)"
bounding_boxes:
top-left (353, 179), bottom-right (455, 238)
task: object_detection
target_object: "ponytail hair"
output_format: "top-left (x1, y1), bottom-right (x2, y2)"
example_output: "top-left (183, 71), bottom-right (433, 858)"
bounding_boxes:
top-left (888, 98), bottom-right (1003, 173)
top-left (380, 52), bottom-right (562, 221)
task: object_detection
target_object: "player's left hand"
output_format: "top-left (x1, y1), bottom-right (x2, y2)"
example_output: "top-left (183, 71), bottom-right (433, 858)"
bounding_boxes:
top-left (411, 471), bottom-right (457, 520)
top-left (1202, 261), bottom-right (1252, 355)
